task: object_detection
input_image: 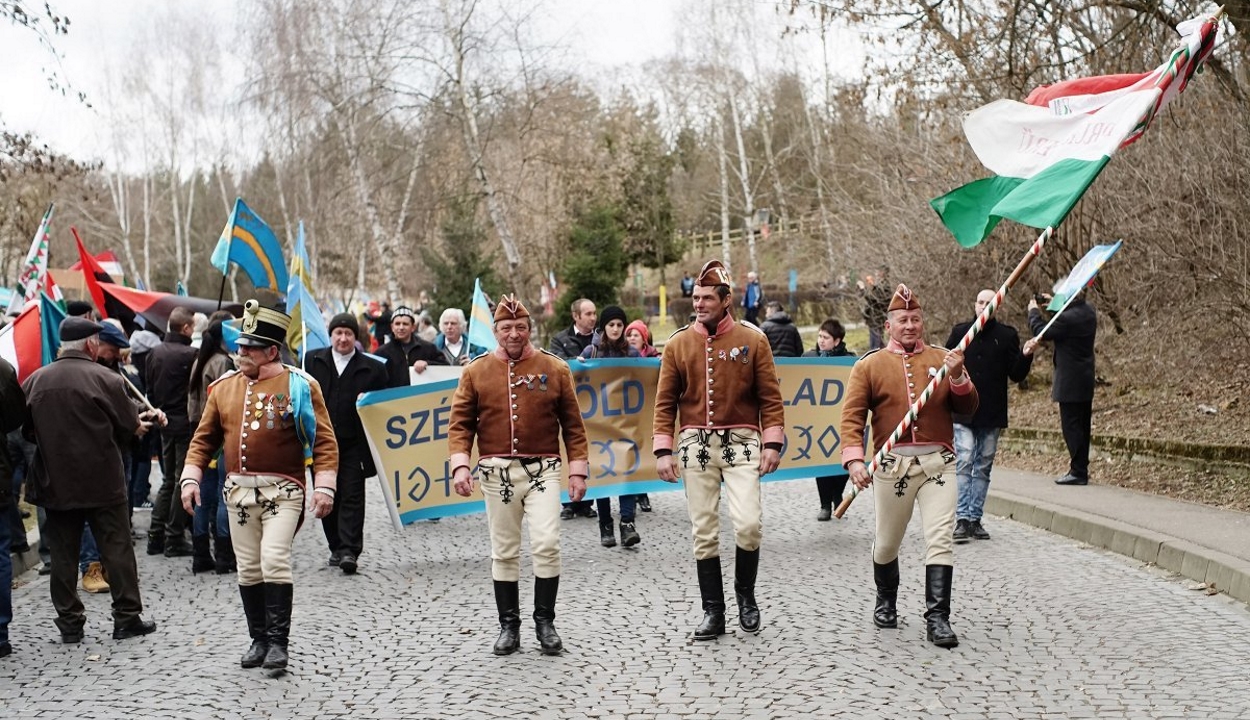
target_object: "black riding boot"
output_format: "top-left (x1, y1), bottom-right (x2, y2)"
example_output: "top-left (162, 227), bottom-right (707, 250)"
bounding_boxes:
top-left (533, 576), bottom-right (563, 655)
top-left (492, 580), bottom-right (521, 656)
top-left (262, 583), bottom-right (294, 669)
top-left (924, 564), bottom-right (959, 648)
top-left (873, 559), bottom-right (900, 629)
top-left (214, 534), bottom-right (236, 574)
top-left (693, 558), bottom-right (726, 640)
top-left (734, 547), bottom-right (761, 634)
top-left (191, 535), bottom-right (214, 574)
top-left (238, 583), bottom-right (268, 668)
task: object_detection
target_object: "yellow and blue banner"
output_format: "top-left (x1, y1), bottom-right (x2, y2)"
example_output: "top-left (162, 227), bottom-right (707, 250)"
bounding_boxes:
top-left (211, 198), bottom-right (288, 294)
top-left (357, 357), bottom-right (855, 529)
top-left (285, 221), bottom-right (330, 362)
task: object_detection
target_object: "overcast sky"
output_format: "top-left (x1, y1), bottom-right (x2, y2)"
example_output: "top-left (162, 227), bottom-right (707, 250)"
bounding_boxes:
top-left (0, 0), bottom-right (838, 166)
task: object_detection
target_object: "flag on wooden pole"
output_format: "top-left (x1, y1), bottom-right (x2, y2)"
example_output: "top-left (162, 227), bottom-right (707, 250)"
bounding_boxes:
top-left (7, 203), bottom-right (54, 315)
top-left (930, 12), bottom-right (1220, 247)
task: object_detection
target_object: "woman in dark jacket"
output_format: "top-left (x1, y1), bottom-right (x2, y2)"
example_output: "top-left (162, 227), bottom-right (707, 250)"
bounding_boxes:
top-left (576, 306), bottom-right (643, 548)
top-left (802, 319), bottom-right (855, 521)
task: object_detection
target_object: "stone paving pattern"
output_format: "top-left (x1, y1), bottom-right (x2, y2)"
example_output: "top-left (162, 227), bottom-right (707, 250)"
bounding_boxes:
top-left (4, 479), bottom-right (1250, 719)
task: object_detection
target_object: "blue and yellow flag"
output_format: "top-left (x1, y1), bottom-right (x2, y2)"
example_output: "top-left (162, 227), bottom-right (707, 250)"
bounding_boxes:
top-left (467, 277), bottom-right (497, 352)
top-left (285, 222), bottom-right (330, 362)
top-left (211, 198), bottom-right (289, 294)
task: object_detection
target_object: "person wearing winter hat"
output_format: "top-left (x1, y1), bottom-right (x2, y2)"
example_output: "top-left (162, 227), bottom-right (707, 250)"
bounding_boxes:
top-left (305, 312), bottom-right (388, 575)
top-left (624, 320), bottom-right (659, 358)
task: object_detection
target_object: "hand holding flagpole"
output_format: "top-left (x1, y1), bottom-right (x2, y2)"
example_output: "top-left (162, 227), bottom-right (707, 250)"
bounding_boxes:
top-left (835, 226), bottom-right (1053, 519)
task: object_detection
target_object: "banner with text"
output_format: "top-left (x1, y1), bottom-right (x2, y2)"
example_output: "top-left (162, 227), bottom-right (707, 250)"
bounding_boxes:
top-left (357, 357), bottom-right (856, 528)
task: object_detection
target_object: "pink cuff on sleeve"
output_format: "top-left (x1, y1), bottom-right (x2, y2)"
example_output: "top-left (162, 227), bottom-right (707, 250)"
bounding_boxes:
top-left (841, 446), bottom-right (865, 466)
top-left (568, 459), bottom-right (590, 479)
top-left (449, 452), bottom-right (472, 474)
top-left (652, 434), bottom-right (674, 452)
top-left (761, 425), bottom-right (785, 446)
top-left (949, 375), bottom-right (974, 394)
top-left (314, 470), bottom-right (337, 492)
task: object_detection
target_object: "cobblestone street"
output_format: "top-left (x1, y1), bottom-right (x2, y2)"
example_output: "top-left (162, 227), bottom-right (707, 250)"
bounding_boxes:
top-left (5, 478), bottom-right (1249, 719)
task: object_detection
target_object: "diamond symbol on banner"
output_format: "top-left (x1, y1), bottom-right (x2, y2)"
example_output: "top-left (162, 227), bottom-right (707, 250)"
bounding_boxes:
top-left (816, 427), bottom-right (841, 459)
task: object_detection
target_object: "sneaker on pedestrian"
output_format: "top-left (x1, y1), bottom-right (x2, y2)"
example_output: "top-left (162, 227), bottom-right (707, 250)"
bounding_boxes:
top-left (38, 563), bottom-right (52, 576)
top-left (952, 518), bottom-right (971, 543)
top-left (82, 562), bottom-right (110, 594)
top-left (578, 506), bottom-right (598, 519)
top-left (637, 495), bottom-right (652, 513)
top-left (137, 500), bottom-right (154, 511)
top-left (328, 550), bottom-right (343, 567)
top-left (817, 505), bottom-right (832, 522)
top-left (559, 507), bottom-right (575, 520)
top-left (969, 520), bottom-right (991, 540)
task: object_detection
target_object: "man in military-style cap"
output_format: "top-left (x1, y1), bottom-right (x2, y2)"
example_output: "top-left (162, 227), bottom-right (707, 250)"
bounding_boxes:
top-left (653, 259), bottom-right (786, 641)
top-left (840, 284), bottom-right (979, 649)
top-left (180, 300), bottom-right (338, 675)
top-left (448, 294), bottom-right (589, 656)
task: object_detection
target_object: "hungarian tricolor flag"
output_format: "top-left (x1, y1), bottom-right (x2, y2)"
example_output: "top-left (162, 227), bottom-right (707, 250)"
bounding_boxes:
top-left (931, 12), bottom-right (1219, 247)
top-left (0, 293), bottom-right (67, 383)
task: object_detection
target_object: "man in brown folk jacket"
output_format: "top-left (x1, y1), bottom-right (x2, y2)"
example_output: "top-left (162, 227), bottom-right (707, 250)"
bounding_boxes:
top-left (448, 295), bottom-right (589, 657)
top-left (653, 259), bottom-right (786, 641)
top-left (841, 284), bottom-right (978, 649)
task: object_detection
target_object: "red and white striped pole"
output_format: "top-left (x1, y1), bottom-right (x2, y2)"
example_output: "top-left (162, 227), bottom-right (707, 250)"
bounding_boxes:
top-left (835, 226), bottom-right (1053, 519)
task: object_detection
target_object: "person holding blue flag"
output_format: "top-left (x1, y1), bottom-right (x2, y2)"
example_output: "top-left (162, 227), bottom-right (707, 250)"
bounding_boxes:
top-left (179, 301), bottom-right (338, 675)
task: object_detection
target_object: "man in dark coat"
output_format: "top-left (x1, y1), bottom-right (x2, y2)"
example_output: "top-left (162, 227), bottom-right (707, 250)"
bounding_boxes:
top-left (144, 306), bottom-right (198, 556)
top-left (23, 317), bottom-right (159, 644)
top-left (547, 298), bottom-right (597, 361)
top-left (1025, 294), bottom-right (1097, 485)
top-left (306, 313), bottom-right (389, 574)
top-left (945, 290), bottom-right (1033, 540)
top-left (377, 305), bottom-right (448, 388)
top-left (760, 301), bottom-right (804, 357)
top-left (0, 357), bottom-right (25, 658)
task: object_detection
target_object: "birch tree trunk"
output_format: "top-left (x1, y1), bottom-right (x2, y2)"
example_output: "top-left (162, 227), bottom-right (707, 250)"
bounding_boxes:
top-left (714, 113), bottom-right (733, 269)
top-left (336, 113), bottom-right (403, 305)
top-left (727, 88), bottom-right (758, 274)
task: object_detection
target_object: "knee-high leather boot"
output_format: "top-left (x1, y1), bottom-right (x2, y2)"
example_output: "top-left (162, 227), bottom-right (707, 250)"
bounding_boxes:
top-left (924, 564), bottom-right (959, 648)
top-left (533, 576), bottom-right (563, 655)
top-left (238, 583), bottom-right (268, 668)
top-left (873, 559), bottom-right (900, 629)
top-left (694, 558), bottom-right (726, 640)
top-left (262, 583), bottom-right (294, 669)
top-left (492, 580), bottom-right (520, 655)
top-left (734, 547), bottom-right (761, 634)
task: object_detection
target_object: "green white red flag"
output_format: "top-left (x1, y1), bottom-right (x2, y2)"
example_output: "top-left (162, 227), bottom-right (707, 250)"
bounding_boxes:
top-left (7, 203), bottom-right (54, 315)
top-left (931, 12), bottom-right (1220, 248)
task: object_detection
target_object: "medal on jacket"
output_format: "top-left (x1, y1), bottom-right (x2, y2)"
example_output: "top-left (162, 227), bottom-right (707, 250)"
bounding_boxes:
top-left (539, 373), bottom-right (548, 392)
top-left (740, 345), bottom-right (749, 364)
top-left (718, 349), bottom-right (727, 361)
top-left (730, 347), bottom-right (740, 360)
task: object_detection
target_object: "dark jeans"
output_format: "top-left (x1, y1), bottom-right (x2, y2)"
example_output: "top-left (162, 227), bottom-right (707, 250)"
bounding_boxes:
top-left (6, 430), bottom-right (34, 547)
top-left (44, 502), bottom-right (144, 634)
top-left (1059, 400), bottom-right (1093, 480)
top-left (129, 447), bottom-right (153, 508)
top-left (322, 449), bottom-right (368, 557)
top-left (815, 475), bottom-right (848, 508)
top-left (191, 463), bottom-right (229, 539)
top-left (595, 495), bottom-right (638, 524)
top-left (152, 434), bottom-right (190, 543)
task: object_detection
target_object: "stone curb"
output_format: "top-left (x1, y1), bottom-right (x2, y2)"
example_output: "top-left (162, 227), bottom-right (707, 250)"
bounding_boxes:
top-left (986, 492), bottom-right (1250, 605)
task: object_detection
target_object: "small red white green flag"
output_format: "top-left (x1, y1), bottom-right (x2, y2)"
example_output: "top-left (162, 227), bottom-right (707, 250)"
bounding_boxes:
top-left (931, 13), bottom-right (1220, 248)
